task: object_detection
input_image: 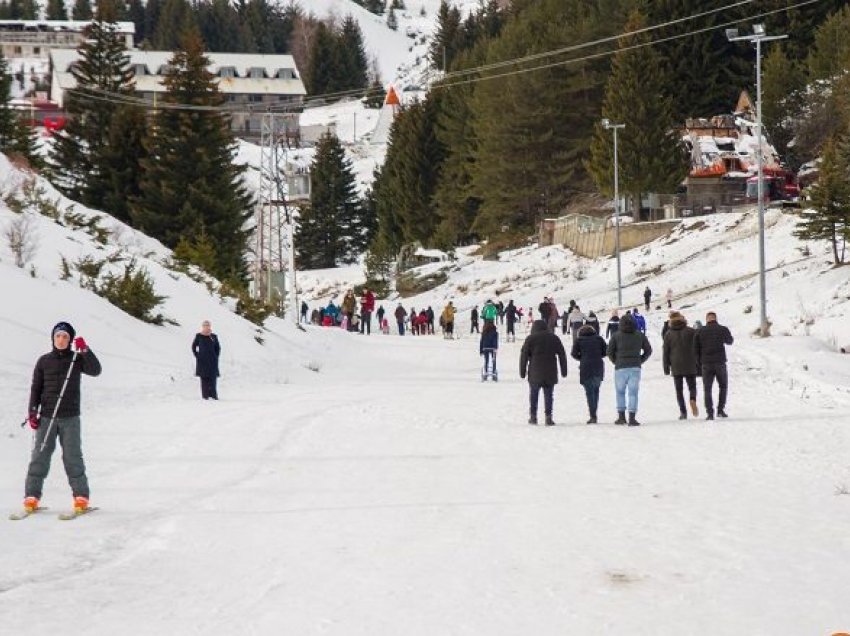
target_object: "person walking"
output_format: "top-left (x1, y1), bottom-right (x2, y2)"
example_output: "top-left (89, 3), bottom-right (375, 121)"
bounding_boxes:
top-left (479, 321), bottom-right (499, 381)
top-left (606, 310), bottom-right (620, 340)
top-left (470, 306), bottom-right (480, 334)
top-left (585, 311), bottom-right (600, 336)
top-left (607, 313), bottom-right (652, 426)
top-left (505, 300), bottom-right (520, 342)
top-left (694, 311), bottom-right (734, 420)
top-left (21, 321), bottom-right (102, 514)
top-left (342, 290), bottom-right (356, 326)
top-left (568, 305), bottom-right (586, 344)
top-left (643, 286), bottom-right (652, 311)
top-left (442, 301), bottom-right (456, 339)
top-left (662, 311), bottom-right (700, 420)
top-left (519, 320), bottom-right (568, 426)
top-left (192, 320), bottom-right (221, 400)
top-left (300, 301), bottom-right (308, 323)
top-left (666, 288), bottom-right (673, 309)
top-left (571, 323), bottom-right (607, 424)
top-left (376, 304), bottom-right (385, 327)
top-left (481, 299), bottom-right (498, 326)
top-left (394, 304), bottom-right (407, 335)
top-left (360, 288), bottom-right (375, 335)
top-left (632, 308), bottom-right (647, 333)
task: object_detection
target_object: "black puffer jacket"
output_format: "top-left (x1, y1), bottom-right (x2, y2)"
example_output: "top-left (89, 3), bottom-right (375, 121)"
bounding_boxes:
top-left (29, 347), bottom-right (102, 418)
top-left (520, 320), bottom-right (567, 386)
top-left (571, 325), bottom-right (607, 383)
top-left (662, 317), bottom-right (698, 376)
top-left (694, 320), bottom-right (734, 365)
top-left (607, 314), bottom-right (652, 369)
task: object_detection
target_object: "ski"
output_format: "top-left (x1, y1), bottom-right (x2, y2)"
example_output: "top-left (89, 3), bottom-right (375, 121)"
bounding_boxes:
top-left (9, 506), bottom-right (48, 520)
top-left (58, 506), bottom-right (99, 521)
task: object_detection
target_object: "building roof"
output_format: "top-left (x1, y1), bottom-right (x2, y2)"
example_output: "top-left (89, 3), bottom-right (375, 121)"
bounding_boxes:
top-left (0, 19), bottom-right (135, 34)
top-left (49, 49), bottom-right (306, 98)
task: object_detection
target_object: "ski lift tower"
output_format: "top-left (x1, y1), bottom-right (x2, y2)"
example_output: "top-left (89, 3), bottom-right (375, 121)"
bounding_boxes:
top-left (254, 112), bottom-right (310, 323)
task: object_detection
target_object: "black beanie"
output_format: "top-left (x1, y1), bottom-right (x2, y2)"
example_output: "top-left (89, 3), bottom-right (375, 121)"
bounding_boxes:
top-left (51, 321), bottom-right (76, 341)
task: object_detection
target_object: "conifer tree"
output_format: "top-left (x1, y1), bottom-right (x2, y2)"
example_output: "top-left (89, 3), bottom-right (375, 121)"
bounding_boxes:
top-left (0, 50), bottom-right (18, 151)
top-left (387, 6), bottom-right (398, 31)
top-left (46, 0), bottom-right (68, 20)
top-left (305, 22), bottom-right (340, 96)
top-left (364, 0), bottom-right (383, 15)
top-left (339, 16), bottom-right (368, 92)
top-left (762, 44), bottom-right (806, 171)
top-left (49, 0), bottom-right (136, 211)
top-left (72, 0), bottom-right (93, 20)
top-left (131, 29), bottom-right (252, 281)
top-left (587, 10), bottom-right (688, 217)
top-left (430, 1), bottom-right (461, 71)
top-left (152, 0), bottom-right (196, 50)
top-left (296, 132), bottom-right (365, 268)
top-left (795, 136), bottom-right (850, 265)
top-left (102, 104), bottom-right (147, 224)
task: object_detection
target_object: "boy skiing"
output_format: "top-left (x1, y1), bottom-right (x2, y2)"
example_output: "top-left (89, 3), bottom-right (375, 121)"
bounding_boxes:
top-left (19, 322), bottom-right (102, 516)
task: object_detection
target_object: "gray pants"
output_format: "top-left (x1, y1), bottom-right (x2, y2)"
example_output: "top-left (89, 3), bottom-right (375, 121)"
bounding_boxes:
top-left (25, 415), bottom-right (89, 499)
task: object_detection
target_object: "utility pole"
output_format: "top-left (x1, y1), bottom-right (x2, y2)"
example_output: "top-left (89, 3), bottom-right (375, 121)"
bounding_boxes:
top-left (727, 24), bottom-right (787, 336)
top-left (602, 118), bottom-right (625, 307)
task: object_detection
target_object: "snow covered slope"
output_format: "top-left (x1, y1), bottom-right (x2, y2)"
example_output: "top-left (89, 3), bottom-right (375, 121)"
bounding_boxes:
top-left (1, 149), bottom-right (849, 634)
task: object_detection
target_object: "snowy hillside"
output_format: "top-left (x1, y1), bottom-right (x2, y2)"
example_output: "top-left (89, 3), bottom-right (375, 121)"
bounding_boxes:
top-left (1, 143), bottom-right (850, 634)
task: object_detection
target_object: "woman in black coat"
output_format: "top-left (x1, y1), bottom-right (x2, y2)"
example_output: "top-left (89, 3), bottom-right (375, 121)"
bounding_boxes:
top-left (192, 320), bottom-right (221, 400)
top-left (571, 324), bottom-right (607, 424)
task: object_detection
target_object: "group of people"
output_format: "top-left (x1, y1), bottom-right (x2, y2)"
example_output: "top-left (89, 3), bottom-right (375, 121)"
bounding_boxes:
top-left (305, 289), bottom-right (380, 335)
top-left (516, 305), bottom-right (733, 427)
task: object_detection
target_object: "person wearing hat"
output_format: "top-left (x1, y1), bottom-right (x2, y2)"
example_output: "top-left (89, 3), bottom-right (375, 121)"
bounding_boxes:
top-left (192, 320), bottom-right (221, 400)
top-left (21, 321), bottom-right (102, 514)
top-left (662, 311), bottom-right (700, 420)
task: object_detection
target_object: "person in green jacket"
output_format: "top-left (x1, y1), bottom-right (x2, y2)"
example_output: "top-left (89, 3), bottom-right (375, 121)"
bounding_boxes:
top-left (481, 299), bottom-right (498, 325)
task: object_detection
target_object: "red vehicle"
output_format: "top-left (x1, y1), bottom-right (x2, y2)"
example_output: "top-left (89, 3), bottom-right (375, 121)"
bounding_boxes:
top-left (746, 167), bottom-right (799, 203)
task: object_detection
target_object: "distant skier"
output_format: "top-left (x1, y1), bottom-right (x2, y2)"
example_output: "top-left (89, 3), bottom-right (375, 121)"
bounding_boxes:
top-left (519, 320), bottom-right (568, 426)
top-left (193, 320), bottom-right (221, 400)
top-left (480, 322), bottom-right (499, 381)
top-left (643, 286), bottom-right (652, 311)
top-left (607, 313), bottom-right (652, 426)
top-left (694, 311), bottom-right (734, 420)
top-left (662, 311), bottom-right (699, 420)
top-left (22, 321), bottom-right (102, 515)
top-left (571, 323), bottom-right (607, 424)
top-left (470, 306), bottom-right (480, 334)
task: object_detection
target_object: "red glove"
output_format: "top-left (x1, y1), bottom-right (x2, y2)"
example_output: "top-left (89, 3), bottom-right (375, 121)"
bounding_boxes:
top-left (74, 337), bottom-right (88, 352)
top-left (27, 415), bottom-right (39, 430)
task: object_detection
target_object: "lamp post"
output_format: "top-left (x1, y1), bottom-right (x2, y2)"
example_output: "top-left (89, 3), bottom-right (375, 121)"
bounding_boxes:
top-left (726, 24), bottom-right (787, 336)
top-left (602, 118), bottom-right (626, 307)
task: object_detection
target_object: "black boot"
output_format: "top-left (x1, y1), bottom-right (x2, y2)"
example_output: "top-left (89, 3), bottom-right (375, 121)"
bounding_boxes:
top-left (678, 412), bottom-right (687, 421)
top-left (717, 409), bottom-right (728, 418)
top-left (614, 411), bottom-right (627, 425)
top-left (544, 415), bottom-right (555, 426)
top-left (628, 412), bottom-right (641, 426)
top-left (586, 415), bottom-right (597, 424)
top-left (528, 414), bottom-right (538, 425)
top-left (706, 412), bottom-right (714, 421)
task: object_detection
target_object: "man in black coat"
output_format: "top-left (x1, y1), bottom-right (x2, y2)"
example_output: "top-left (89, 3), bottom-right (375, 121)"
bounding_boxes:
top-left (694, 311), bottom-right (734, 420)
top-left (571, 324), bottom-right (607, 424)
top-left (192, 320), bottom-right (221, 400)
top-left (519, 320), bottom-right (568, 426)
top-left (663, 311), bottom-right (699, 420)
top-left (23, 321), bottom-right (102, 513)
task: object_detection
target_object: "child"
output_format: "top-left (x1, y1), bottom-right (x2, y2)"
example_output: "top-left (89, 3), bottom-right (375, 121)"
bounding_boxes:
top-left (480, 322), bottom-right (499, 381)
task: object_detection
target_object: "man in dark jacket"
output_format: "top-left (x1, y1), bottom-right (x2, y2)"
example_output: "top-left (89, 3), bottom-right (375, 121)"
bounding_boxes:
top-left (607, 313), bottom-right (652, 426)
top-left (571, 324), bottom-right (607, 424)
top-left (192, 320), bottom-right (221, 399)
top-left (606, 310), bottom-right (620, 340)
top-left (694, 311), bottom-right (734, 420)
top-left (505, 300), bottom-right (519, 342)
top-left (519, 320), bottom-right (568, 426)
top-left (662, 311), bottom-right (699, 420)
top-left (394, 304), bottom-right (407, 335)
top-left (23, 321), bottom-right (102, 513)
top-left (470, 306), bottom-right (479, 334)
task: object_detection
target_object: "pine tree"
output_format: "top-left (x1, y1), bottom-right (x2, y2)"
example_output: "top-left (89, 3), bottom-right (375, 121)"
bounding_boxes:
top-left (364, 0), bottom-right (383, 15)
top-left (430, 1), bottom-right (461, 71)
top-left (152, 0), bottom-right (196, 51)
top-left (72, 0), bottom-right (93, 20)
top-left (647, 0), bottom-right (752, 119)
top-left (795, 136), bottom-right (850, 265)
top-left (49, 0), bottom-right (137, 211)
top-left (305, 22), bottom-right (340, 96)
top-left (296, 132), bottom-right (365, 268)
top-left (0, 49), bottom-right (17, 151)
top-left (46, 0), bottom-right (68, 20)
top-left (339, 16), bottom-right (368, 92)
top-left (102, 104), bottom-right (147, 224)
top-left (387, 6), bottom-right (398, 31)
top-left (587, 10), bottom-right (688, 217)
top-left (762, 44), bottom-right (806, 171)
top-left (126, 0), bottom-right (145, 45)
top-left (131, 29), bottom-right (252, 281)
top-left (807, 6), bottom-right (850, 82)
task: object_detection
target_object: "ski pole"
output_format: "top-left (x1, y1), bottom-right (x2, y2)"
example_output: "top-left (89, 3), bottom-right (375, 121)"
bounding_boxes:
top-left (39, 350), bottom-right (78, 453)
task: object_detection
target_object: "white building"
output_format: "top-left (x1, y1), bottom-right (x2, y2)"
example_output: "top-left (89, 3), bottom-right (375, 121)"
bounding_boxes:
top-left (0, 20), bottom-right (134, 59)
top-left (49, 49), bottom-right (307, 139)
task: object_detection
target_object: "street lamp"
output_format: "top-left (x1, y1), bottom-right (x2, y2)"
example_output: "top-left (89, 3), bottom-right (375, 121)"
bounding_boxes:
top-left (727, 24), bottom-right (787, 336)
top-left (602, 118), bottom-right (626, 307)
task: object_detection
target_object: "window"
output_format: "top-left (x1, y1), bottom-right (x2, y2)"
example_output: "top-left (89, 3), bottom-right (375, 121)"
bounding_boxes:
top-left (219, 67), bottom-right (236, 78)
top-left (248, 67), bottom-right (265, 79)
top-left (14, 46), bottom-right (21, 54)
top-left (134, 64), bottom-right (147, 76)
top-left (276, 68), bottom-right (294, 80)
top-left (249, 94), bottom-right (263, 102)
top-left (33, 47), bottom-right (41, 55)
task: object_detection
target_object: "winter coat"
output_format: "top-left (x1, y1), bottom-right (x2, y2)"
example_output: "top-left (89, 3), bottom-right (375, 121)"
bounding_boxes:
top-left (571, 325), bottom-right (607, 384)
top-left (482, 303), bottom-right (498, 321)
top-left (662, 318), bottom-right (698, 376)
top-left (633, 313), bottom-right (647, 333)
top-left (644, 288), bottom-right (652, 301)
top-left (519, 320), bottom-right (568, 386)
top-left (29, 347), bottom-right (102, 419)
top-left (538, 302), bottom-right (551, 322)
top-left (586, 315), bottom-right (601, 335)
top-left (568, 308), bottom-right (585, 327)
top-left (394, 305), bottom-right (407, 322)
top-left (606, 316), bottom-right (620, 339)
top-left (505, 303), bottom-right (518, 324)
top-left (362, 291), bottom-right (376, 313)
top-left (607, 314), bottom-right (652, 369)
top-left (471, 307), bottom-right (479, 322)
top-left (694, 320), bottom-right (734, 365)
top-left (342, 293), bottom-right (356, 314)
top-left (442, 305), bottom-right (456, 323)
top-left (193, 333), bottom-right (221, 378)
top-left (480, 327), bottom-right (499, 353)
top-left (377, 306), bottom-right (385, 321)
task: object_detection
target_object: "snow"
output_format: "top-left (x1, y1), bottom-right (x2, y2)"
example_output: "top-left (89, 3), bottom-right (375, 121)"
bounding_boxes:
top-left (2, 145), bottom-right (850, 632)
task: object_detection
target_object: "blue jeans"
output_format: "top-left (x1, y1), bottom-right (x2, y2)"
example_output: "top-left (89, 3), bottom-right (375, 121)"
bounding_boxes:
top-left (529, 383), bottom-right (554, 417)
top-left (614, 367), bottom-right (641, 413)
top-left (582, 376), bottom-right (602, 417)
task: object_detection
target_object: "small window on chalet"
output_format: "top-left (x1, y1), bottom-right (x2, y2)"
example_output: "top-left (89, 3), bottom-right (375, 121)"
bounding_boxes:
top-left (248, 67), bottom-right (266, 79)
top-left (33, 47), bottom-right (41, 55)
top-left (134, 64), bottom-right (147, 76)
top-left (275, 68), bottom-right (295, 80)
top-left (219, 66), bottom-right (236, 78)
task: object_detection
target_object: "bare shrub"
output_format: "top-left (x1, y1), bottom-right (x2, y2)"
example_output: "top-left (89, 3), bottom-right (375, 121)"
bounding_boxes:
top-left (5, 213), bottom-right (38, 268)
